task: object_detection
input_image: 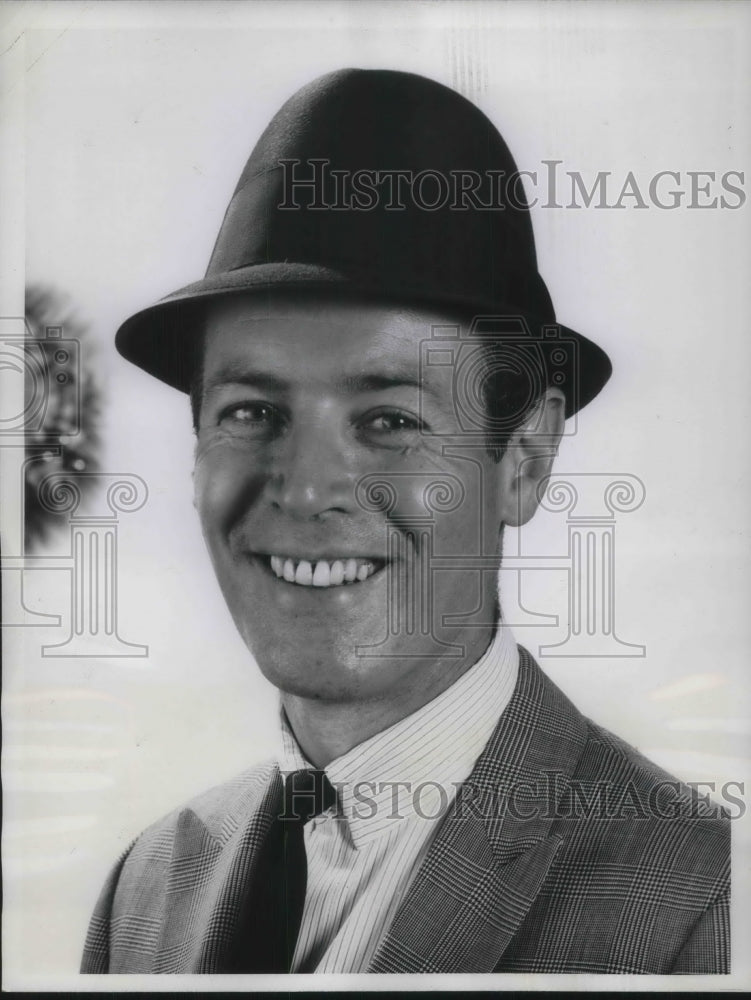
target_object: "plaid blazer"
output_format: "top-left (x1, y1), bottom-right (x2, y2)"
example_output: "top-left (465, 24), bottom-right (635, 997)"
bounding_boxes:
top-left (81, 647), bottom-right (730, 975)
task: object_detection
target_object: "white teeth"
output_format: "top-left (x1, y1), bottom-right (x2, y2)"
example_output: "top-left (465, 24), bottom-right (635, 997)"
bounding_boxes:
top-left (266, 555), bottom-right (378, 587)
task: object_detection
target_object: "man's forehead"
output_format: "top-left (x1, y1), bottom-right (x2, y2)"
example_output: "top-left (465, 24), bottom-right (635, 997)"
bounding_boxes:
top-left (200, 292), bottom-right (461, 372)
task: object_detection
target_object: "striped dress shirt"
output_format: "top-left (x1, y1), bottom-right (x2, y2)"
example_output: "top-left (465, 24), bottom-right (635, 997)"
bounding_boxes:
top-left (277, 624), bottom-right (519, 973)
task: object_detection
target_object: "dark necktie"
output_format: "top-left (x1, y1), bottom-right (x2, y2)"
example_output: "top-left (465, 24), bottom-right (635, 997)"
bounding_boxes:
top-left (224, 768), bottom-right (337, 973)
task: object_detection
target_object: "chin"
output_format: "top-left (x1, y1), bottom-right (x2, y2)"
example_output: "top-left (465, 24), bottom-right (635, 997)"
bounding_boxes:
top-left (243, 623), bottom-right (414, 704)
top-left (257, 658), bottom-right (383, 704)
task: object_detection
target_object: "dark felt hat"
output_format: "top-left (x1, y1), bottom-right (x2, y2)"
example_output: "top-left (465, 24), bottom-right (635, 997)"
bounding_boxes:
top-left (115, 68), bottom-right (611, 415)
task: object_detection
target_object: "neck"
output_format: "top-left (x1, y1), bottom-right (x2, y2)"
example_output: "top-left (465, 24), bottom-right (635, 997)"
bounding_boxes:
top-left (281, 624), bottom-right (498, 768)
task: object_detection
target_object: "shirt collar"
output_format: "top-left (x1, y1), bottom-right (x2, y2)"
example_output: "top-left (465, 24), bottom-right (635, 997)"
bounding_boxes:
top-left (277, 625), bottom-right (519, 848)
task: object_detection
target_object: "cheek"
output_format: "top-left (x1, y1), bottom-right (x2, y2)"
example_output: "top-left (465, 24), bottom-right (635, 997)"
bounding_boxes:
top-left (386, 472), bottom-right (487, 551)
top-left (193, 438), bottom-right (267, 537)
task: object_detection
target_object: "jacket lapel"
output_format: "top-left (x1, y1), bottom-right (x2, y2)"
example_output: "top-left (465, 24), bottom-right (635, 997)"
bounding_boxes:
top-left (368, 647), bottom-right (588, 973)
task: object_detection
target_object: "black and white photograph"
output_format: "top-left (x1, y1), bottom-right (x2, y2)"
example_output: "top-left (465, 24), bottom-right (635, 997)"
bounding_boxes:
top-left (1, 0), bottom-right (749, 991)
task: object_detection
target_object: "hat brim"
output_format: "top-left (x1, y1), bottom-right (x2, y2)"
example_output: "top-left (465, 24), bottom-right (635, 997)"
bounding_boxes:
top-left (115, 262), bottom-right (612, 418)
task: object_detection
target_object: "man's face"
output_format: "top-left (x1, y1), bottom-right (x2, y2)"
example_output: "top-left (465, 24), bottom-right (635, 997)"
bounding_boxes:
top-left (193, 294), bottom-right (508, 704)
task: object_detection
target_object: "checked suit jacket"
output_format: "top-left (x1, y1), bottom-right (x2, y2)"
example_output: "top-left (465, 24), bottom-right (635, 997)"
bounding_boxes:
top-left (81, 647), bottom-right (730, 975)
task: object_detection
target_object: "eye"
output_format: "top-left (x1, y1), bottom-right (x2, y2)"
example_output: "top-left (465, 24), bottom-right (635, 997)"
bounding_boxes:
top-left (357, 408), bottom-right (425, 446)
top-left (217, 401), bottom-right (286, 438)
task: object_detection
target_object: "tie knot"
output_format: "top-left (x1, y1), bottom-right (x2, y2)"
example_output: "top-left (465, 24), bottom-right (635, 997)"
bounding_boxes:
top-left (281, 769), bottom-right (337, 824)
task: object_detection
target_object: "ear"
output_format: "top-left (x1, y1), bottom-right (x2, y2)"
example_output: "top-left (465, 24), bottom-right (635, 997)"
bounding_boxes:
top-left (497, 387), bottom-right (566, 527)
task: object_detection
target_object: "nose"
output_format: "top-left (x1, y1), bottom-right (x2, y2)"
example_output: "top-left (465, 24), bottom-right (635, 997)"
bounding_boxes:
top-left (266, 419), bottom-right (355, 520)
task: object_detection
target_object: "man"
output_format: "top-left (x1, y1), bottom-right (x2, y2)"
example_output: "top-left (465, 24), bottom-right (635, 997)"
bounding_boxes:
top-left (81, 69), bottom-right (729, 975)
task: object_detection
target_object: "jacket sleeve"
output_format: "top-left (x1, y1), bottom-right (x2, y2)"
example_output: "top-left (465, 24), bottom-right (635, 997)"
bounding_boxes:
top-left (80, 844), bottom-right (135, 974)
top-left (670, 890), bottom-right (730, 974)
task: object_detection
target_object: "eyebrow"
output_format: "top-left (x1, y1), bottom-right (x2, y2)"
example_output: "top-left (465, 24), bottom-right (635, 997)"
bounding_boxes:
top-left (202, 366), bottom-right (428, 397)
top-left (201, 368), bottom-right (289, 397)
top-left (338, 372), bottom-right (423, 393)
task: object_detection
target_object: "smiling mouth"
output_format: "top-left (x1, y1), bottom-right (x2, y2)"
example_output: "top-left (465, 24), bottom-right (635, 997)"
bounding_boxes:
top-left (262, 555), bottom-right (386, 588)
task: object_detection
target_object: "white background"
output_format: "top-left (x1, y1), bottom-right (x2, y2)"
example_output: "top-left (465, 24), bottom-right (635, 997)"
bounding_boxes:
top-left (2, 0), bottom-right (750, 990)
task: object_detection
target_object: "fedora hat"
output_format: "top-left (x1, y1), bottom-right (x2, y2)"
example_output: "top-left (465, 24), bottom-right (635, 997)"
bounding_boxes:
top-left (115, 68), bottom-right (611, 415)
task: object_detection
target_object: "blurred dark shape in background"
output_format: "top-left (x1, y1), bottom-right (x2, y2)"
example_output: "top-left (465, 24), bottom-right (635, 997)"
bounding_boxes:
top-left (24, 284), bottom-right (103, 551)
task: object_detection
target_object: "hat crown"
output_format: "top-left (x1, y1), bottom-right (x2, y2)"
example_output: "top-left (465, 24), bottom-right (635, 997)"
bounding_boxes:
top-left (238, 69), bottom-right (526, 198)
top-left (206, 68), bottom-right (548, 317)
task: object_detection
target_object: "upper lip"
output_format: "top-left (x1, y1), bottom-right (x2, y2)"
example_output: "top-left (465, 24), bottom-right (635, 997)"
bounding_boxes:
top-left (255, 550), bottom-right (385, 562)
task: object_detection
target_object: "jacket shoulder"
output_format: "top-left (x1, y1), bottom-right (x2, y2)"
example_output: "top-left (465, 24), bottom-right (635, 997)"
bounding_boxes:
top-left (560, 717), bottom-right (730, 883)
top-left (496, 665), bottom-right (730, 974)
top-left (578, 717), bottom-right (730, 832)
top-left (125, 757), bottom-right (279, 867)
top-left (542, 718), bottom-right (730, 971)
top-left (81, 759), bottom-right (278, 973)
